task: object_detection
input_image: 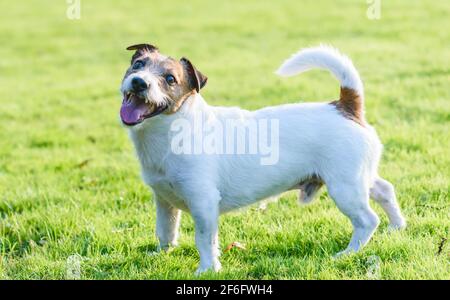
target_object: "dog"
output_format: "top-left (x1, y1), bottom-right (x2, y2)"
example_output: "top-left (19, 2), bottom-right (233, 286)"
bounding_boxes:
top-left (119, 43), bottom-right (406, 274)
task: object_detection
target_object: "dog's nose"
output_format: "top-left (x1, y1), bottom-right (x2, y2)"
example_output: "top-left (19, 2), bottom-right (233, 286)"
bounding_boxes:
top-left (131, 77), bottom-right (148, 93)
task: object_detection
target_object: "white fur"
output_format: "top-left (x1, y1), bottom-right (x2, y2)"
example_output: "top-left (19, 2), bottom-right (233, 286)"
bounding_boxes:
top-left (276, 45), bottom-right (364, 98)
top-left (123, 46), bottom-right (406, 274)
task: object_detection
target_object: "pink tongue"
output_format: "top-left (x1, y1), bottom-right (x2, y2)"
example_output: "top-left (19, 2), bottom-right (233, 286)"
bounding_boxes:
top-left (120, 97), bottom-right (149, 124)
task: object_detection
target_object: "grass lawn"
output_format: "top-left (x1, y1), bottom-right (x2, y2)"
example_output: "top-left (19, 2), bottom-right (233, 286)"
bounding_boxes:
top-left (0, 0), bottom-right (449, 279)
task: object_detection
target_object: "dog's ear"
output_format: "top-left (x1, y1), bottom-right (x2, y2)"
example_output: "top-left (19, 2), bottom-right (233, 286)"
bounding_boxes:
top-left (180, 57), bottom-right (208, 93)
top-left (126, 43), bottom-right (158, 63)
top-left (126, 43), bottom-right (158, 52)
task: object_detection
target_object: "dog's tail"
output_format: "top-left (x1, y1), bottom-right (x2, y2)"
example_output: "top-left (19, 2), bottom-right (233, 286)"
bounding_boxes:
top-left (276, 45), bottom-right (365, 124)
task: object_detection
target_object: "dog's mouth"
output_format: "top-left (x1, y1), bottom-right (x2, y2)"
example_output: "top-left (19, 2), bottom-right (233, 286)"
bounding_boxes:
top-left (120, 92), bottom-right (168, 126)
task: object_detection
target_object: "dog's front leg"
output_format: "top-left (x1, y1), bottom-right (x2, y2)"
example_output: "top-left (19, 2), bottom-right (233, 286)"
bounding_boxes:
top-left (155, 197), bottom-right (181, 251)
top-left (190, 197), bottom-right (221, 275)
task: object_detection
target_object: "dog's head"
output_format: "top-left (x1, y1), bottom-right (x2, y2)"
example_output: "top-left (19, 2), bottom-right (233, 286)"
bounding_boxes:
top-left (120, 43), bottom-right (207, 126)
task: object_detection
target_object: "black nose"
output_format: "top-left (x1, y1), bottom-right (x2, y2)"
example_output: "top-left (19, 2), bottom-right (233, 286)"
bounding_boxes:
top-left (131, 77), bottom-right (148, 93)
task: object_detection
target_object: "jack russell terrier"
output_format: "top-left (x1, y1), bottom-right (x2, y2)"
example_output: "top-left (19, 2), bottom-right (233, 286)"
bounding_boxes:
top-left (119, 44), bottom-right (406, 274)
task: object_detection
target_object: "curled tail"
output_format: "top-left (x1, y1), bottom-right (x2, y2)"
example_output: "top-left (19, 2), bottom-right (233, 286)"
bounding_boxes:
top-left (276, 45), bottom-right (365, 125)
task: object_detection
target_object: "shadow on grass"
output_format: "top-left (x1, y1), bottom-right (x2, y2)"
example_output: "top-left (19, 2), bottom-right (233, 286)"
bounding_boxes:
top-left (136, 243), bottom-right (199, 257)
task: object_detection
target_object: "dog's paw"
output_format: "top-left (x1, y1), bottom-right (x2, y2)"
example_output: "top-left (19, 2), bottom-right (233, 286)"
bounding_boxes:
top-left (333, 248), bottom-right (355, 259)
top-left (195, 261), bottom-right (222, 276)
top-left (146, 251), bottom-right (161, 257)
top-left (157, 242), bottom-right (177, 253)
top-left (387, 219), bottom-right (407, 232)
top-left (148, 244), bottom-right (177, 256)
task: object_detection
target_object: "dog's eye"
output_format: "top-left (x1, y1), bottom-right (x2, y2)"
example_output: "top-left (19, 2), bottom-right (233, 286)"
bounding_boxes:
top-left (165, 74), bottom-right (176, 85)
top-left (132, 60), bottom-right (145, 70)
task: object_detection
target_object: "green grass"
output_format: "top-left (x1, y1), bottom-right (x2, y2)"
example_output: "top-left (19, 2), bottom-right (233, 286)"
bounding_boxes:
top-left (0, 0), bottom-right (449, 279)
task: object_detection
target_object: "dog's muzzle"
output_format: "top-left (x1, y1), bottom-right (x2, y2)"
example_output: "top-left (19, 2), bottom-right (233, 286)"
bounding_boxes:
top-left (120, 77), bottom-right (168, 126)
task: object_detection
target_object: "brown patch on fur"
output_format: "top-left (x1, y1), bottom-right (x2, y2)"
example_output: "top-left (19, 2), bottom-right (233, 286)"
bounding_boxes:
top-left (330, 87), bottom-right (365, 126)
top-left (159, 58), bottom-right (199, 114)
top-left (165, 91), bottom-right (196, 114)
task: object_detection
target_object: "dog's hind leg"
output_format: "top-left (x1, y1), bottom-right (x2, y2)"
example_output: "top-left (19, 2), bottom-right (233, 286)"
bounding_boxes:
top-left (370, 177), bottom-right (406, 230)
top-left (327, 180), bottom-right (380, 256)
top-left (156, 198), bottom-right (181, 251)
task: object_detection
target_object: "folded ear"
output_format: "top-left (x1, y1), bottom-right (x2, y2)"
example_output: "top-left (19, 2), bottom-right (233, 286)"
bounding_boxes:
top-left (180, 57), bottom-right (208, 93)
top-left (126, 43), bottom-right (159, 63)
top-left (126, 43), bottom-right (158, 52)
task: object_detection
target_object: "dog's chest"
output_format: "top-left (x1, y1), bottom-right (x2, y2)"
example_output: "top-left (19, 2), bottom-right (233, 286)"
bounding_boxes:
top-left (128, 127), bottom-right (183, 205)
top-left (136, 148), bottom-right (188, 211)
top-left (142, 167), bottom-right (189, 211)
